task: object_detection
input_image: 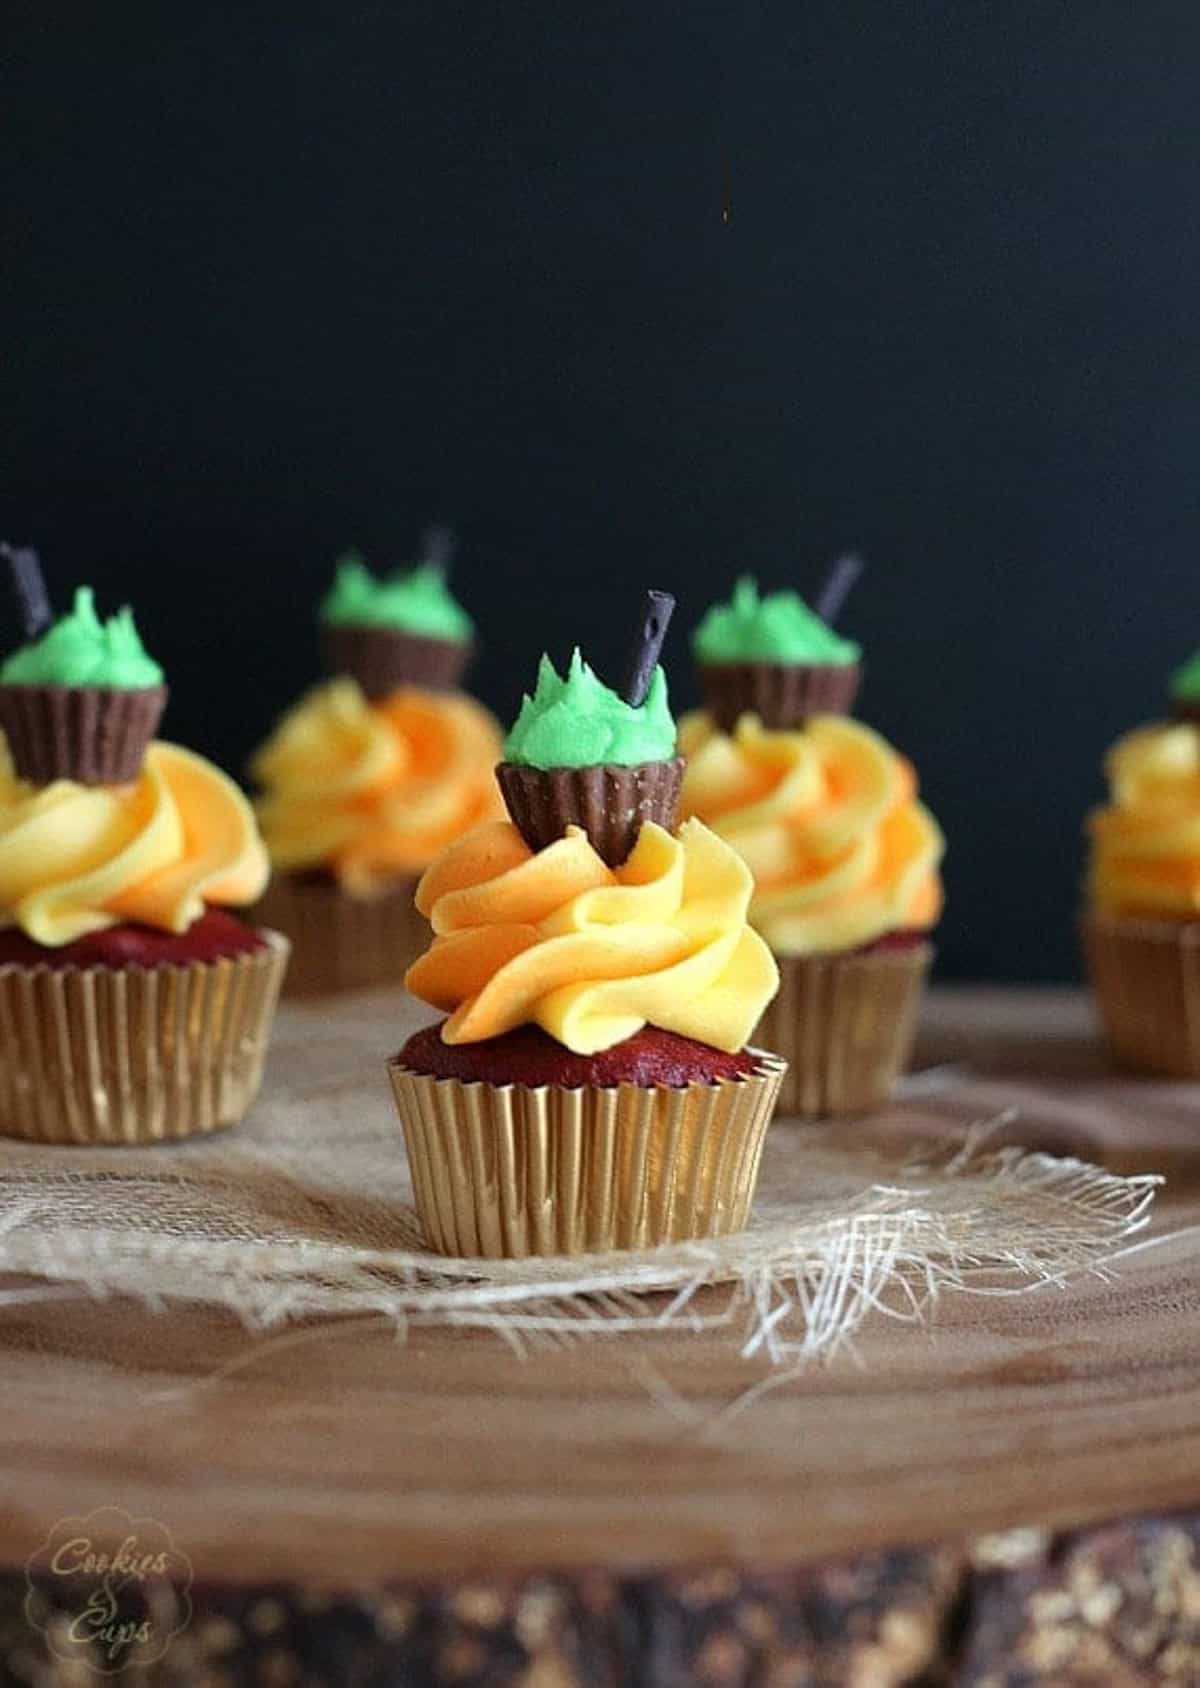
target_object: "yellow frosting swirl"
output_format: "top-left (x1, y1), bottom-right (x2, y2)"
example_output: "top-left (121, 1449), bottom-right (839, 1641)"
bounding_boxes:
top-left (1087, 722), bottom-right (1200, 918)
top-left (0, 741), bottom-right (269, 945)
top-left (251, 680), bottom-right (505, 896)
top-left (678, 712), bottom-right (944, 956)
top-left (406, 818), bottom-right (779, 1054)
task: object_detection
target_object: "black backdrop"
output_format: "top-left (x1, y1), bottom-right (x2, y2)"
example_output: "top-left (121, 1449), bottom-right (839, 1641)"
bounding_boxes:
top-left (5, 2), bottom-right (1199, 981)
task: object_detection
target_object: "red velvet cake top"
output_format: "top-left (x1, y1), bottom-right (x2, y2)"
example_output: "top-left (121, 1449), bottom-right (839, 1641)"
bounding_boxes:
top-left (397, 1020), bottom-right (761, 1090)
top-left (0, 909), bottom-right (267, 972)
top-left (853, 928), bottom-right (930, 956)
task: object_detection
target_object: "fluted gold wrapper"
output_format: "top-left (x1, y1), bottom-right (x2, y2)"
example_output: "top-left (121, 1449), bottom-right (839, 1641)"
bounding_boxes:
top-left (387, 1051), bottom-right (786, 1258)
top-left (1083, 913), bottom-right (1200, 1077)
top-left (759, 943), bottom-right (932, 1118)
top-left (0, 932), bottom-right (289, 1144)
top-left (254, 873), bottom-right (427, 997)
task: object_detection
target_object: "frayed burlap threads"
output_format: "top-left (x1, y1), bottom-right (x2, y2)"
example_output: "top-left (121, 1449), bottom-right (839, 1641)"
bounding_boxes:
top-left (0, 989), bottom-right (1162, 1365)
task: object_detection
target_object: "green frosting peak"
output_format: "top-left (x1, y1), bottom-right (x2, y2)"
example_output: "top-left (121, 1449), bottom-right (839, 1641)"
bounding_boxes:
top-left (1, 587), bottom-right (163, 688)
top-left (320, 552), bottom-right (473, 641)
top-left (692, 576), bottom-right (860, 666)
top-left (504, 649), bottom-right (676, 770)
top-left (1171, 649), bottom-right (1200, 702)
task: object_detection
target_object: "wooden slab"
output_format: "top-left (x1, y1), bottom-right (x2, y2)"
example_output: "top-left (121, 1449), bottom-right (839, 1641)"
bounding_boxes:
top-left (1, 987), bottom-right (1198, 1591)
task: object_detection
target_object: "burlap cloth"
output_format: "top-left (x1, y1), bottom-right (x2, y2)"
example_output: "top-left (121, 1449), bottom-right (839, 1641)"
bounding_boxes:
top-left (0, 987), bottom-right (1161, 1364)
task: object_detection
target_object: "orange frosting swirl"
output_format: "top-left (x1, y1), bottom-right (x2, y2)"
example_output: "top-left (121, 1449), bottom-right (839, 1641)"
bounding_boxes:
top-left (406, 817), bottom-right (778, 1054)
top-left (678, 712), bottom-right (944, 956)
top-left (251, 680), bottom-right (505, 896)
top-left (1087, 722), bottom-right (1200, 918)
top-left (0, 740), bottom-right (269, 945)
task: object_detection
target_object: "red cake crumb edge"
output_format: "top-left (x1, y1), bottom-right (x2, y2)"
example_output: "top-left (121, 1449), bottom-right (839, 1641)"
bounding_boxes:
top-left (0, 909), bottom-right (269, 972)
top-left (850, 928), bottom-right (931, 957)
top-left (396, 1021), bottom-right (763, 1090)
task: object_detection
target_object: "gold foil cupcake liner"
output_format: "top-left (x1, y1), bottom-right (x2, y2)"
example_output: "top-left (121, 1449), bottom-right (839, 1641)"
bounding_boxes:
top-left (759, 943), bottom-right (932, 1117)
top-left (387, 1050), bottom-right (786, 1258)
top-left (0, 932), bottom-right (289, 1145)
top-left (1083, 913), bottom-right (1200, 1077)
top-left (254, 873), bottom-right (426, 997)
top-left (495, 758), bottom-right (686, 867)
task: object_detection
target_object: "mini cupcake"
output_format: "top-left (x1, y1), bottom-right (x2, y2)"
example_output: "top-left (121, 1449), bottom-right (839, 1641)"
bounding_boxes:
top-left (681, 574), bottom-right (944, 1117)
top-left (0, 564), bottom-right (287, 1143)
top-left (1083, 651), bottom-right (1200, 1075)
top-left (251, 551), bottom-right (504, 995)
top-left (388, 594), bottom-right (785, 1258)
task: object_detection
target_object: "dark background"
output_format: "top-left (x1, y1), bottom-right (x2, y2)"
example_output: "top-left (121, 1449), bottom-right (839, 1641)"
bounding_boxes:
top-left (4, 2), bottom-right (1198, 981)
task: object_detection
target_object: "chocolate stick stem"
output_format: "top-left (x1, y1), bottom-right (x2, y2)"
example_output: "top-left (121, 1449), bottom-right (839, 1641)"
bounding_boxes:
top-left (420, 524), bottom-right (456, 574)
top-left (815, 552), bottom-right (864, 627)
top-left (1, 543), bottom-right (52, 640)
top-left (622, 589), bottom-right (675, 707)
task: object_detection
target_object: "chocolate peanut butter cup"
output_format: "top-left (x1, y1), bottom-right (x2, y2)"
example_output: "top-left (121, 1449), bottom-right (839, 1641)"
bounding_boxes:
top-left (499, 590), bottom-right (681, 866)
top-left (700, 660), bottom-right (861, 732)
top-left (0, 682), bottom-right (167, 785)
top-left (0, 555), bottom-right (167, 785)
top-left (496, 755), bottom-right (685, 868)
top-left (319, 546), bottom-right (475, 699)
top-left (693, 563), bottom-right (864, 730)
top-left (323, 623), bottom-right (471, 699)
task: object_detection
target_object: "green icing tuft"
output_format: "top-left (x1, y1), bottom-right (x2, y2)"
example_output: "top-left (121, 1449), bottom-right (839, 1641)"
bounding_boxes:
top-left (1171, 649), bottom-right (1200, 701)
top-left (692, 576), bottom-right (860, 666)
top-left (504, 649), bottom-right (676, 769)
top-left (320, 552), bottom-right (473, 640)
top-left (1, 587), bottom-right (163, 688)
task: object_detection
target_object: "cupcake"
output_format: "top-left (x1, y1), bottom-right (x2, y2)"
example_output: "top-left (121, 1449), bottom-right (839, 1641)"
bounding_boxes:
top-left (251, 552), bottom-right (504, 995)
top-left (680, 574), bottom-right (944, 1117)
top-left (0, 567), bottom-right (287, 1143)
top-left (388, 594), bottom-right (785, 1258)
top-left (1083, 652), bottom-right (1200, 1075)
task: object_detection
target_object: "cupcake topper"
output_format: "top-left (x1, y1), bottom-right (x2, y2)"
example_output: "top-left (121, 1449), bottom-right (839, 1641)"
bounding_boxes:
top-left (815, 552), bottom-right (864, 628)
top-left (2, 543), bottom-right (52, 641)
top-left (622, 589), bottom-right (676, 708)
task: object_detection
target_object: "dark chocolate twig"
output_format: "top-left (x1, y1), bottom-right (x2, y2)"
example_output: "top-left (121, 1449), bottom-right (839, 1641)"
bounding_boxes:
top-left (622, 589), bottom-right (675, 707)
top-left (420, 524), bottom-right (456, 574)
top-left (815, 552), bottom-right (863, 627)
top-left (1, 543), bottom-right (52, 640)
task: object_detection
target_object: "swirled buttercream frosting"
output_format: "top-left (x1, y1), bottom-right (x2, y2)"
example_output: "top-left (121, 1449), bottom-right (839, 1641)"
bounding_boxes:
top-left (0, 740), bottom-right (268, 945)
top-left (678, 711), bottom-right (943, 956)
top-left (405, 817), bottom-right (778, 1054)
top-left (252, 679), bottom-right (504, 894)
top-left (1087, 722), bottom-right (1200, 918)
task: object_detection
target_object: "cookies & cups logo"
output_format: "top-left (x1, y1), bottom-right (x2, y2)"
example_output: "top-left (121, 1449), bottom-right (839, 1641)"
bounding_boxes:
top-left (25, 1506), bottom-right (193, 1673)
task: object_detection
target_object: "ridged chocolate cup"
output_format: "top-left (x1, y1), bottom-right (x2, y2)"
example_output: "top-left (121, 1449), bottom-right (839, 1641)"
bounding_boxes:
top-left (700, 663), bottom-right (862, 732)
top-left (0, 683), bottom-right (167, 785)
top-left (496, 758), bottom-right (685, 868)
top-left (322, 624), bottom-right (472, 699)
